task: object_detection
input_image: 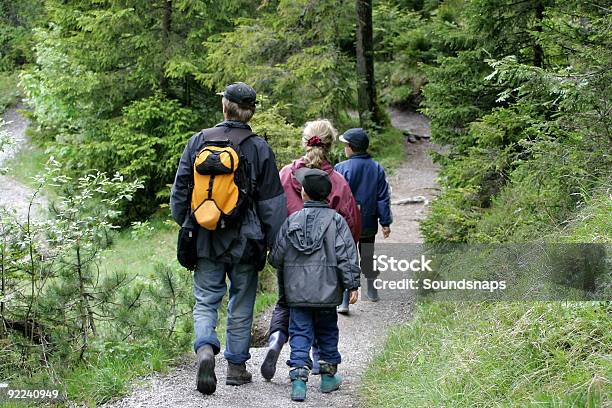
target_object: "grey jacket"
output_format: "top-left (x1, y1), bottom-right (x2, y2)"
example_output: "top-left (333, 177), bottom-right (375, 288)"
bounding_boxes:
top-left (269, 201), bottom-right (361, 308)
top-left (170, 120), bottom-right (287, 267)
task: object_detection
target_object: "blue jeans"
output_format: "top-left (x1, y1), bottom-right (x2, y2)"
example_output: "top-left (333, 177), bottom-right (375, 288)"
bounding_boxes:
top-left (192, 258), bottom-right (258, 364)
top-left (288, 307), bottom-right (341, 368)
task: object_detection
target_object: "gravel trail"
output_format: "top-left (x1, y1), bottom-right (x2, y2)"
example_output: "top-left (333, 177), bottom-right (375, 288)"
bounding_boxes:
top-left (0, 104), bottom-right (46, 219)
top-left (104, 110), bottom-right (439, 408)
top-left (385, 108), bottom-right (441, 244)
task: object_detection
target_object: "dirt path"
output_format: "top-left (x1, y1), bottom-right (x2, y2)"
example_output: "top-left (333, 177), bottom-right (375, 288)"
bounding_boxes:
top-left (385, 108), bottom-right (441, 243)
top-left (0, 105), bottom-right (46, 219)
top-left (104, 110), bottom-right (440, 408)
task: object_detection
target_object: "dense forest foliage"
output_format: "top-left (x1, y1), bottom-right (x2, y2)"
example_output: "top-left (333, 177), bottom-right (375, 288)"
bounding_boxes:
top-left (419, 0), bottom-right (611, 243)
top-left (0, 0), bottom-right (610, 405)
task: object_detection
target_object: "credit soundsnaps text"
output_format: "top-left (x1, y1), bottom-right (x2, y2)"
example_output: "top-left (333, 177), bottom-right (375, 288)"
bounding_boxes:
top-left (371, 254), bottom-right (507, 293)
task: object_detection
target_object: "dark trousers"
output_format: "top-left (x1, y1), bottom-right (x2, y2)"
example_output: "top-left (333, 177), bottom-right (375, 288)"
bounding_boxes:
top-left (269, 294), bottom-right (290, 337)
top-left (288, 307), bottom-right (341, 368)
top-left (359, 235), bottom-right (377, 279)
top-left (269, 268), bottom-right (290, 337)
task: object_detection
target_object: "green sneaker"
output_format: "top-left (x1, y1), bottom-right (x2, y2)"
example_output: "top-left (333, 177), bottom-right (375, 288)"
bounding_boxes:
top-left (319, 361), bottom-right (342, 393)
top-left (289, 367), bottom-right (309, 402)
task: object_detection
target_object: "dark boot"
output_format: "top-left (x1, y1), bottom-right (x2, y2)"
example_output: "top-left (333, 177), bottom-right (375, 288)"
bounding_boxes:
top-left (366, 278), bottom-right (380, 302)
top-left (289, 367), bottom-right (309, 402)
top-left (226, 362), bottom-right (252, 386)
top-left (195, 345), bottom-right (216, 395)
top-left (337, 290), bottom-right (350, 314)
top-left (319, 361), bottom-right (342, 393)
top-left (261, 331), bottom-right (286, 381)
top-left (311, 345), bottom-right (320, 375)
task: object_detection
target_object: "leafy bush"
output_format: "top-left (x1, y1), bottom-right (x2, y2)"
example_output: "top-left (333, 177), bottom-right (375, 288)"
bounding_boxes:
top-left (0, 159), bottom-right (141, 381)
top-left (0, 0), bottom-right (44, 70)
top-left (250, 98), bottom-right (302, 167)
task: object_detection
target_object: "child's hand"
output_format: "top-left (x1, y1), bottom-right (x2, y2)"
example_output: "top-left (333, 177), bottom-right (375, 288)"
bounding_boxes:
top-left (349, 290), bottom-right (359, 304)
top-left (382, 226), bottom-right (391, 238)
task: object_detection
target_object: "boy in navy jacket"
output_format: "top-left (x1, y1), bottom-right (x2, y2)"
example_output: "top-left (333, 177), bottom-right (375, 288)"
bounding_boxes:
top-left (335, 128), bottom-right (393, 305)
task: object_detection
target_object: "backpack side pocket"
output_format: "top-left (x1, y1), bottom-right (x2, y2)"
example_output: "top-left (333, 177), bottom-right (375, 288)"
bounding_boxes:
top-left (177, 225), bottom-right (198, 271)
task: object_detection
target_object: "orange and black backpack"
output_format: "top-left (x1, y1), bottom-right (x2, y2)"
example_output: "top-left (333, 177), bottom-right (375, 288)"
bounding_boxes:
top-left (190, 127), bottom-right (253, 230)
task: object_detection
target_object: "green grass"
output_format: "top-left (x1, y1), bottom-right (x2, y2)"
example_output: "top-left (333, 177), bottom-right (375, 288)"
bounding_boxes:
top-left (556, 192), bottom-right (612, 243)
top-left (98, 214), bottom-right (178, 278)
top-left (62, 338), bottom-right (186, 406)
top-left (362, 301), bottom-right (611, 408)
top-left (0, 72), bottom-right (20, 113)
top-left (362, 189), bottom-right (611, 407)
top-left (370, 127), bottom-right (406, 174)
top-left (4, 143), bottom-right (48, 189)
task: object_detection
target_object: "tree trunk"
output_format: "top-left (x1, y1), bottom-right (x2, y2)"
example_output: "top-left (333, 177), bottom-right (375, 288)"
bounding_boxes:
top-left (76, 243), bottom-right (96, 358)
top-left (355, 0), bottom-right (384, 127)
top-left (533, 1), bottom-right (545, 68)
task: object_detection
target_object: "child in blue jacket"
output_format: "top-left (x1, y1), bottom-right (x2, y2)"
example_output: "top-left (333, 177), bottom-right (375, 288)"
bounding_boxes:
top-left (335, 128), bottom-right (393, 306)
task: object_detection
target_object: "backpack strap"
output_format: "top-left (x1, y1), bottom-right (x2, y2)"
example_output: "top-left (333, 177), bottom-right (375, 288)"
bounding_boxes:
top-left (227, 127), bottom-right (255, 145)
top-left (198, 126), bottom-right (255, 146)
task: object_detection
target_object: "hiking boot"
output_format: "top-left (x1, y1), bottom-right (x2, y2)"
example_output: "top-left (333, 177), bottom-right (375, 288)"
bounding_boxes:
top-left (337, 290), bottom-right (350, 314)
top-left (289, 367), bottom-right (309, 402)
top-left (311, 345), bottom-right (320, 375)
top-left (226, 362), bottom-right (252, 386)
top-left (319, 361), bottom-right (342, 393)
top-left (195, 345), bottom-right (216, 395)
top-left (261, 330), bottom-right (286, 381)
top-left (366, 279), bottom-right (380, 302)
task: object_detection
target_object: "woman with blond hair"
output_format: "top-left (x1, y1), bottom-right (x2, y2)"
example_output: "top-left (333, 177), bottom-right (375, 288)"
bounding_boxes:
top-left (261, 119), bottom-right (360, 381)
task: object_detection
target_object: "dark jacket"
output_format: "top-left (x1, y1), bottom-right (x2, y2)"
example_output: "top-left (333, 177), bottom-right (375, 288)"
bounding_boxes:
top-left (280, 157), bottom-right (361, 242)
top-left (335, 154), bottom-right (392, 237)
top-left (170, 120), bottom-right (287, 267)
top-left (269, 201), bottom-right (361, 308)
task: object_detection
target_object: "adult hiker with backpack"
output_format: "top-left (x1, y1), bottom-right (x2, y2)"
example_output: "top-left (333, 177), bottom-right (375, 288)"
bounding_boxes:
top-left (170, 82), bottom-right (287, 395)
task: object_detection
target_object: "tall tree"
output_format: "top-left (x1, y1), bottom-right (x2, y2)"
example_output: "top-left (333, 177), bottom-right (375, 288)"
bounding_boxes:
top-left (355, 0), bottom-right (384, 127)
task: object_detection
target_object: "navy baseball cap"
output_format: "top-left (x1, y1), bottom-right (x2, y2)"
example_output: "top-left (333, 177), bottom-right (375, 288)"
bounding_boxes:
top-left (295, 168), bottom-right (332, 201)
top-left (339, 128), bottom-right (369, 151)
top-left (216, 82), bottom-right (256, 108)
